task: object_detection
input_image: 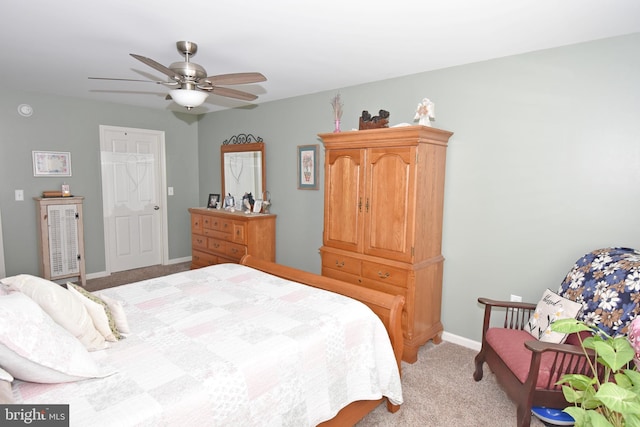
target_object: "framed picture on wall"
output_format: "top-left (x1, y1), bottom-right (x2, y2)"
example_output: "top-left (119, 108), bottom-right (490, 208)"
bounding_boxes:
top-left (207, 193), bottom-right (220, 208)
top-left (32, 151), bottom-right (72, 177)
top-left (297, 145), bottom-right (319, 190)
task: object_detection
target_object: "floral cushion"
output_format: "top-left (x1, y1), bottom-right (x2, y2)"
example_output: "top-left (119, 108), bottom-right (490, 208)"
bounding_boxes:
top-left (557, 247), bottom-right (640, 337)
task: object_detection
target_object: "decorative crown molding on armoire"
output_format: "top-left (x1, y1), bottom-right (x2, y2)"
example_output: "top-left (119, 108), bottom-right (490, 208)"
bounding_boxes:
top-left (319, 125), bottom-right (453, 363)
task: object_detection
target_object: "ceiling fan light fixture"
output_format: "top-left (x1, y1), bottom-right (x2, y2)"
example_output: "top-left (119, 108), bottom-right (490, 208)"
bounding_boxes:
top-left (169, 89), bottom-right (208, 109)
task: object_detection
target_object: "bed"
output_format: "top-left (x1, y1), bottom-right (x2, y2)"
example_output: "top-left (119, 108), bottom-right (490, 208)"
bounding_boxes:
top-left (0, 255), bottom-right (404, 426)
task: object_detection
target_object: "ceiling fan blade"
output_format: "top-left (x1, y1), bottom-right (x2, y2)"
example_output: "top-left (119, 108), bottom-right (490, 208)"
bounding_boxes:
top-left (89, 77), bottom-right (171, 84)
top-left (203, 72), bottom-right (267, 86)
top-left (210, 86), bottom-right (258, 101)
top-left (130, 54), bottom-right (181, 80)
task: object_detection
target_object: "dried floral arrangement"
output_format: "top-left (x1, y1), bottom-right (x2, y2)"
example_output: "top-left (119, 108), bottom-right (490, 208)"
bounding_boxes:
top-left (330, 93), bottom-right (343, 121)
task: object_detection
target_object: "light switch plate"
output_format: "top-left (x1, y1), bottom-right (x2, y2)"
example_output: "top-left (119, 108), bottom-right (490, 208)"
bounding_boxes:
top-left (168, 187), bottom-right (174, 196)
top-left (15, 189), bottom-right (24, 201)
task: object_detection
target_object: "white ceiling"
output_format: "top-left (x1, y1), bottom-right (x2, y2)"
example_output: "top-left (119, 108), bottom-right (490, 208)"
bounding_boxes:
top-left (3, 0), bottom-right (639, 114)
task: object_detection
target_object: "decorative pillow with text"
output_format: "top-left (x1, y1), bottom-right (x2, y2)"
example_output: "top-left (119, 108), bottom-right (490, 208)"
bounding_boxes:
top-left (525, 289), bottom-right (583, 343)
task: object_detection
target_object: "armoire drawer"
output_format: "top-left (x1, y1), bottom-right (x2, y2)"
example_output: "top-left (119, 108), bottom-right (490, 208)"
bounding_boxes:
top-left (322, 266), bottom-right (363, 287)
top-left (321, 252), bottom-right (361, 276)
top-left (361, 261), bottom-right (408, 288)
top-left (360, 277), bottom-right (407, 299)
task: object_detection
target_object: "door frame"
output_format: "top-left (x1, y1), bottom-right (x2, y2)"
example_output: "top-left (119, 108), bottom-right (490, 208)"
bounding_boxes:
top-left (99, 125), bottom-right (169, 275)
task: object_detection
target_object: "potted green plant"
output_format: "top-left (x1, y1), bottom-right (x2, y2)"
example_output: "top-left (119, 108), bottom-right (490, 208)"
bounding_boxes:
top-left (551, 318), bottom-right (640, 426)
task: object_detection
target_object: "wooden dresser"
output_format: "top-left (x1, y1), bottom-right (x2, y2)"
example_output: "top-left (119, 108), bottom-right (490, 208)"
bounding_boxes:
top-left (188, 208), bottom-right (276, 269)
top-left (318, 125), bottom-right (453, 363)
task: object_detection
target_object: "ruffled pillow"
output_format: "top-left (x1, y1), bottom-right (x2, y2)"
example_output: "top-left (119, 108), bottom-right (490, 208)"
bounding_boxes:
top-left (67, 283), bottom-right (121, 341)
top-left (98, 293), bottom-right (131, 334)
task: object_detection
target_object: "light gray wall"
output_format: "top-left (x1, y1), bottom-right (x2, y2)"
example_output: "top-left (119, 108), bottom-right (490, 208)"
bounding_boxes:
top-left (197, 33), bottom-right (640, 342)
top-left (0, 93), bottom-right (200, 276)
top-left (1, 34), bottom-right (638, 343)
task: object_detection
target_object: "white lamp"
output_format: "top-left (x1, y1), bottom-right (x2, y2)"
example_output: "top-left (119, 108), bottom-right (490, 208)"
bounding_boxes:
top-left (169, 89), bottom-right (209, 109)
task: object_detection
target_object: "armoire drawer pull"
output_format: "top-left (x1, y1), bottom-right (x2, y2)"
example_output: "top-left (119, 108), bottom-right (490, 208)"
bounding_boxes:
top-left (335, 261), bottom-right (345, 268)
top-left (377, 271), bottom-right (390, 279)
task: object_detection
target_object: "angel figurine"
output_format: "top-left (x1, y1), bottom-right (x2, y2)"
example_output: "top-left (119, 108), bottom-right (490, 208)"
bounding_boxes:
top-left (414, 98), bottom-right (435, 127)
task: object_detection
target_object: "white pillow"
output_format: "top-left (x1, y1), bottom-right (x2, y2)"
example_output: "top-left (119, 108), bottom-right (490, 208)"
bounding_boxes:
top-left (0, 292), bottom-right (115, 383)
top-left (525, 288), bottom-right (583, 343)
top-left (1, 275), bottom-right (107, 351)
top-left (67, 283), bottom-right (119, 342)
top-left (98, 293), bottom-right (131, 334)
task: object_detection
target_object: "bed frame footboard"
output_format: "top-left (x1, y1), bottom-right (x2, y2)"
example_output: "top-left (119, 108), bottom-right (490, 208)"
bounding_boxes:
top-left (240, 255), bottom-right (405, 424)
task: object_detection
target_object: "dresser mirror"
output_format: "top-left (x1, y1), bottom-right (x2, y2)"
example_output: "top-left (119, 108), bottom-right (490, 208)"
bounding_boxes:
top-left (221, 141), bottom-right (265, 206)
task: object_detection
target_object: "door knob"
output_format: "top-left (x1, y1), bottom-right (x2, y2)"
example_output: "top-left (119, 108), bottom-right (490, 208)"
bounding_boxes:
top-left (154, 206), bottom-right (160, 210)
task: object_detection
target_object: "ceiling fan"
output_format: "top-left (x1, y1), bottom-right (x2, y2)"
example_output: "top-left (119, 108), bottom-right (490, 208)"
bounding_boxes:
top-left (89, 41), bottom-right (266, 110)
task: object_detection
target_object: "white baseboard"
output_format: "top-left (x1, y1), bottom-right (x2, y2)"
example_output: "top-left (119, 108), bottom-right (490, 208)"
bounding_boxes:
top-left (442, 331), bottom-right (481, 352)
top-left (167, 256), bottom-right (191, 264)
top-left (86, 271), bottom-right (109, 280)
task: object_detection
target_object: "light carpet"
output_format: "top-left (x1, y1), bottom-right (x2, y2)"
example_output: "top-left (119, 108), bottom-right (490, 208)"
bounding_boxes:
top-left (357, 341), bottom-right (546, 426)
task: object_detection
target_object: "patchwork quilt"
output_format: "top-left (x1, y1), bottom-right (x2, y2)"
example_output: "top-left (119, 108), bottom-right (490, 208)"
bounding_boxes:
top-left (12, 263), bottom-right (402, 426)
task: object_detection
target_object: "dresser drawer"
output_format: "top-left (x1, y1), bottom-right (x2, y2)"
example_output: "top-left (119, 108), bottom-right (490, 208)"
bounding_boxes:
top-left (207, 238), bottom-right (227, 255)
top-left (361, 261), bottom-right (408, 288)
top-left (192, 249), bottom-right (216, 267)
top-left (219, 219), bottom-right (233, 234)
top-left (226, 242), bottom-right (247, 260)
top-left (191, 214), bottom-right (203, 234)
top-left (207, 230), bottom-right (228, 240)
top-left (321, 252), bottom-right (362, 276)
top-left (192, 234), bottom-right (207, 250)
top-left (231, 222), bottom-right (246, 244)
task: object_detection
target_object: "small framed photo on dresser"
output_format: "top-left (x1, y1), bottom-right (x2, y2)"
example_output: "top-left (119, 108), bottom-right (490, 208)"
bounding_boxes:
top-left (207, 193), bottom-right (220, 208)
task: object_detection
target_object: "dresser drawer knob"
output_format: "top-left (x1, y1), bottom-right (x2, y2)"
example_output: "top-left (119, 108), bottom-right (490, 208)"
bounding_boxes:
top-left (335, 260), bottom-right (345, 268)
top-left (377, 271), bottom-right (390, 279)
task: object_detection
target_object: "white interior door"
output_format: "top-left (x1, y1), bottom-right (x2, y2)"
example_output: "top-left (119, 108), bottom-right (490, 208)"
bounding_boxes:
top-left (99, 125), bottom-right (167, 273)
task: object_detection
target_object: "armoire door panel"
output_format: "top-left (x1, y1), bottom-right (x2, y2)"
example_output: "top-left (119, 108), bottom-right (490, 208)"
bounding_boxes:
top-left (364, 147), bottom-right (415, 262)
top-left (323, 149), bottom-right (365, 252)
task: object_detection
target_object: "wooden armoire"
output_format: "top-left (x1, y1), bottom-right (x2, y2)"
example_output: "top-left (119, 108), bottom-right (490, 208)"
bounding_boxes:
top-left (319, 125), bottom-right (453, 363)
